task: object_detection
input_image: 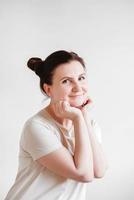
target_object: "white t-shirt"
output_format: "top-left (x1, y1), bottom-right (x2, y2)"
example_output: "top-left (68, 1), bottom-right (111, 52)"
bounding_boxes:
top-left (4, 108), bottom-right (102, 200)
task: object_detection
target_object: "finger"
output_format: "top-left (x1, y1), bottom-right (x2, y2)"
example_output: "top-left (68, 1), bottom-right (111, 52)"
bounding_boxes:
top-left (88, 98), bottom-right (93, 103)
top-left (84, 98), bottom-right (92, 105)
top-left (86, 99), bottom-right (92, 105)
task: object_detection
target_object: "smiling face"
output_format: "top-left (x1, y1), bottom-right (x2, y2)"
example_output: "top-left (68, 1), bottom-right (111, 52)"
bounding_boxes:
top-left (43, 60), bottom-right (89, 108)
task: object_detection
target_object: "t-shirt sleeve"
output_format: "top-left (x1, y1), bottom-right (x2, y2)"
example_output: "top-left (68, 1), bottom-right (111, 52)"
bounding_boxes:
top-left (91, 119), bottom-right (102, 144)
top-left (22, 120), bottom-right (63, 161)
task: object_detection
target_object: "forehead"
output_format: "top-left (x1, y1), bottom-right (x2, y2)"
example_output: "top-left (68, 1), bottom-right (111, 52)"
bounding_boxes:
top-left (53, 61), bottom-right (85, 79)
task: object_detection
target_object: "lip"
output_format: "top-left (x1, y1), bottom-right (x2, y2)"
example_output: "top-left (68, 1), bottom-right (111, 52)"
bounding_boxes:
top-left (70, 94), bottom-right (83, 97)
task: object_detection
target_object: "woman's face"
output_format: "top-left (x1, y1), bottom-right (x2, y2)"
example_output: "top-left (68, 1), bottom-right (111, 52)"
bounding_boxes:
top-left (44, 60), bottom-right (89, 108)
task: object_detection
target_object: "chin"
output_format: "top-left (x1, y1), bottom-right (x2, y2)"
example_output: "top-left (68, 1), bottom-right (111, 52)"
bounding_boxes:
top-left (69, 95), bottom-right (88, 108)
top-left (70, 100), bottom-right (85, 108)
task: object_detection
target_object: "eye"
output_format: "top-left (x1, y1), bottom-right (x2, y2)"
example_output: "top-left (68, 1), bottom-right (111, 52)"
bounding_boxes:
top-left (62, 79), bottom-right (70, 84)
top-left (79, 76), bottom-right (86, 81)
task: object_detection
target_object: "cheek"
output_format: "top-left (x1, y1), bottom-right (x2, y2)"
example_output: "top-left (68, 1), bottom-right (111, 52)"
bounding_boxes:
top-left (84, 84), bottom-right (89, 93)
top-left (53, 87), bottom-right (69, 100)
top-left (84, 82), bottom-right (89, 89)
top-left (59, 85), bottom-right (70, 95)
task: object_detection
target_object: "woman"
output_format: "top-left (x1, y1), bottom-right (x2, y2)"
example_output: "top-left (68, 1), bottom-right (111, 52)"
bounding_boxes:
top-left (5, 50), bottom-right (108, 200)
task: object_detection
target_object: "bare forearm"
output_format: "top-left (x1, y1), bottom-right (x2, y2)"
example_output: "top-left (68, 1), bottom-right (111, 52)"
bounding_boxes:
top-left (73, 114), bottom-right (94, 180)
top-left (85, 120), bottom-right (108, 178)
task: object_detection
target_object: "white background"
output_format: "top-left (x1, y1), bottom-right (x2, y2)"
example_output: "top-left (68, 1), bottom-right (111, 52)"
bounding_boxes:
top-left (0, 0), bottom-right (134, 199)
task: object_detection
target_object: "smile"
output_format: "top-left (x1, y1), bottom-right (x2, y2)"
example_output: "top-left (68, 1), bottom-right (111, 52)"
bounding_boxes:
top-left (70, 93), bottom-right (84, 96)
top-left (70, 94), bottom-right (83, 97)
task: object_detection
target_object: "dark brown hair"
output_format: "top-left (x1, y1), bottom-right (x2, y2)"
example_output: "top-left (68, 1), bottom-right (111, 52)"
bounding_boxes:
top-left (27, 50), bottom-right (86, 96)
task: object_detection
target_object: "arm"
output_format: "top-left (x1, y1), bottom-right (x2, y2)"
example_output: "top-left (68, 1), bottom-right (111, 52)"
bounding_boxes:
top-left (73, 113), bottom-right (94, 181)
top-left (81, 99), bottom-right (109, 178)
top-left (36, 101), bottom-right (94, 182)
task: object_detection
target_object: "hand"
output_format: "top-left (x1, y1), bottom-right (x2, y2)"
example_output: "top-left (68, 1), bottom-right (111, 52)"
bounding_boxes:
top-left (79, 98), bottom-right (94, 119)
top-left (52, 100), bottom-right (82, 121)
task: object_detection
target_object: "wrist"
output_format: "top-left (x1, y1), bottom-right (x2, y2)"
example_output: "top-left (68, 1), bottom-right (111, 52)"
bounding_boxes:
top-left (72, 112), bottom-right (84, 122)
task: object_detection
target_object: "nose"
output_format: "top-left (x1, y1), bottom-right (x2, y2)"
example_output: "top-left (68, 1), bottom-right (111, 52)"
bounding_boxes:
top-left (72, 81), bottom-right (83, 92)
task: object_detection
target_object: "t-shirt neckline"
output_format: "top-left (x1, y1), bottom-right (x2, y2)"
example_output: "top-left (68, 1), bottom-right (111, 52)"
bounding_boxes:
top-left (41, 108), bottom-right (73, 132)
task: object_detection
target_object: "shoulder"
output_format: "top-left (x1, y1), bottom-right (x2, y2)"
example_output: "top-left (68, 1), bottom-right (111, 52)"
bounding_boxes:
top-left (22, 109), bottom-right (54, 131)
top-left (19, 112), bottom-right (63, 161)
top-left (21, 109), bottom-right (62, 141)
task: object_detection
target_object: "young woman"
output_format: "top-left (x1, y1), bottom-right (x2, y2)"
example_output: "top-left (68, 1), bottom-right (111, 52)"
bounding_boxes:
top-left (5, 50), bottom-right (108, 200)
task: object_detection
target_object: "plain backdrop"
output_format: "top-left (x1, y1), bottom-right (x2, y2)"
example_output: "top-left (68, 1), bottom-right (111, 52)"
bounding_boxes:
top-left (0, 0), bottom-right (134, 199)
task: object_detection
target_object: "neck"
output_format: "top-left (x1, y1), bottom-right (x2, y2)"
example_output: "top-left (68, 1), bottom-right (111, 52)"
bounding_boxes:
top-left (45, 103), bottom-right (72, 128)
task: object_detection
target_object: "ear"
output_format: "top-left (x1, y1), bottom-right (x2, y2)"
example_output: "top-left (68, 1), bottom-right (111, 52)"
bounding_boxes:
top-left (43, 83), bottom-right (52, 97)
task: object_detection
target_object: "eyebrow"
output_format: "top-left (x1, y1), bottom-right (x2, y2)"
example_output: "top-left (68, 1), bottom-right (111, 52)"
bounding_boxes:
top-left (59, 73), bottom-right (86, 81)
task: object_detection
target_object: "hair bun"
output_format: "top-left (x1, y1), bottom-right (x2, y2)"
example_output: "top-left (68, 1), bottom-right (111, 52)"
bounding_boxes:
top-left (27, 57), bottom-right (42, 72)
